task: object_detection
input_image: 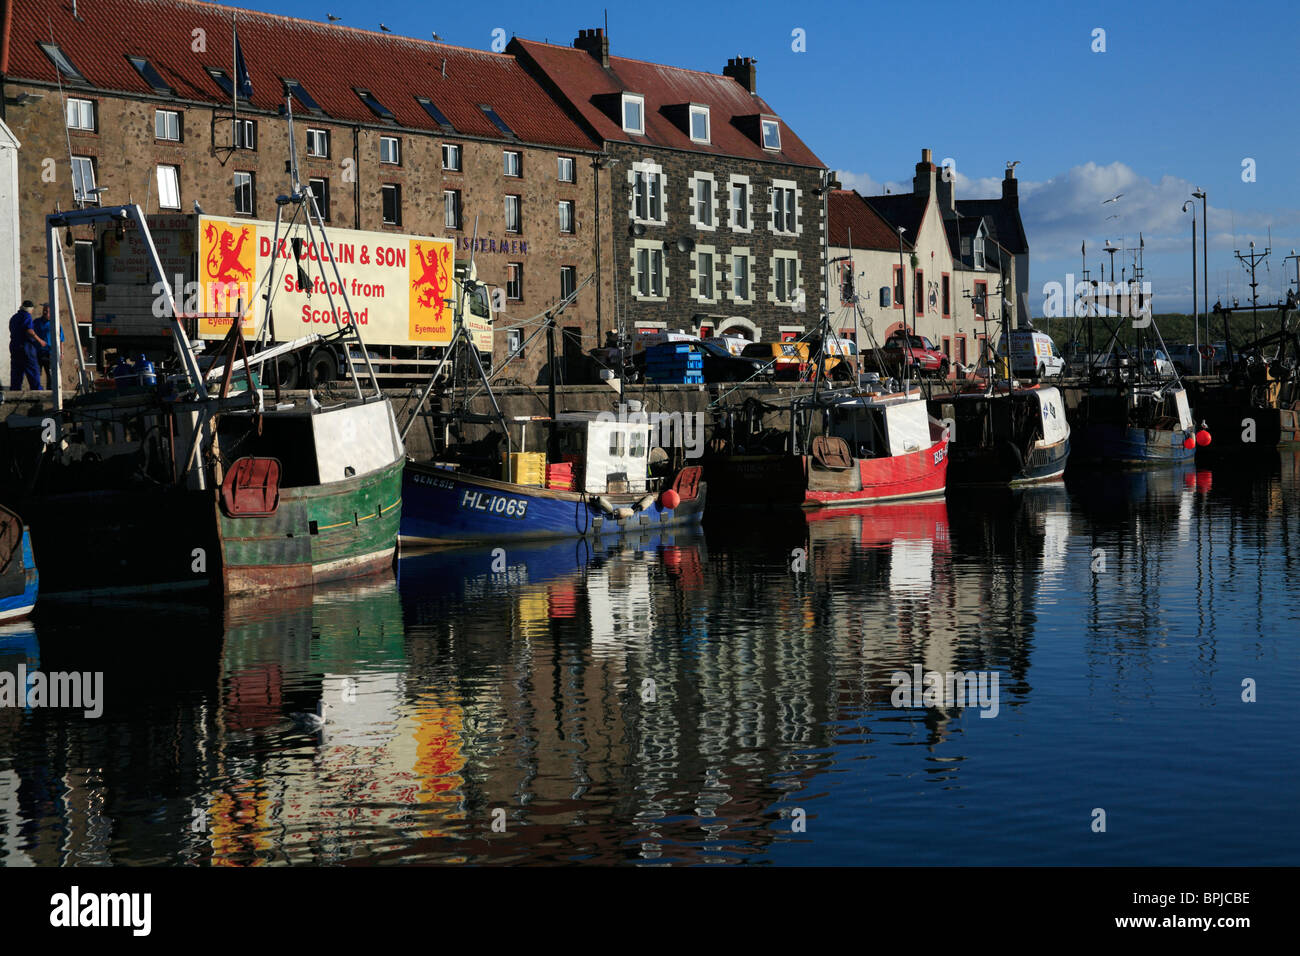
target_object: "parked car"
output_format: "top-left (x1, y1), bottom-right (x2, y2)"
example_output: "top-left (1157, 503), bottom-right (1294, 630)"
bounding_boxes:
top-left (879, 332), bottom-right (948, 377)
top-left (695, 339), bottom-right (775, 382)
top-left (1140, 349), bottom-right (1176, 377)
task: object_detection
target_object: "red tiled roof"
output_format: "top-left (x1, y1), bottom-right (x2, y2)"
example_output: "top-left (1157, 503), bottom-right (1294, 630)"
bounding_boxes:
top-left (2, 0), bottom-right (598, 151)
top-left (829, 190), bottom-right (911, 252)
top-left (511, 37), bottom-right (824, 168)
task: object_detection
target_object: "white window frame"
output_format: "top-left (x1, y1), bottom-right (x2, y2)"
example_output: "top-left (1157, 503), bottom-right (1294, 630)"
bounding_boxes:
top-left (689, 105), bottom-right (710, 143)
top-left (770, 179), bottom-right (801, 236)
top-left (558, 199), bottom-right (575, 234)
top-left (557, 156), bottom-right (575, 183)
top-left (631, 238), bottom-right (668, 301)
top-left (381, 183), bottom-right (401, 225)
top-left (442, 143), bottom-right (462, 171)
top-left (234, 171), bottom-right (254, 214)
top-left (380, 136), bottom-right (400, 165)
top-left (234, 118), bottom-right (256, 150)
top-left (306, 128), bottom-right (329, 158)
top-left (66, 97), bottom-right (95, 131)
top-left (689, 171), bottom-right (717, 231)
top-left (71, 155), bottom-right (97, 204)
top-left (730, 247), bottom-right (752, 304)
top-left (769, 250), bottom-right (800, 305)
top-left (444, 189), bottom-right (462, 229)
top-left (503, 150), bottom-right (522, 178)
top-left (154, 109), bottom-right (180, 141)
top-left (692, 243), bottom-right (720, 304)
top-left (728, 175), bottom-right (752, 233)
top-left (560, 265), bottom-right (577, 300)
top-left (761, 118), bottom-right (781, 150)
top-left (156, 164), bottom-right (180, 209)
top-left (629, 160), bottom-right (666, 225)
top-left (504, 194), bottom-right (522, 233)
top-left (621, 93), bottom-right (645, 134)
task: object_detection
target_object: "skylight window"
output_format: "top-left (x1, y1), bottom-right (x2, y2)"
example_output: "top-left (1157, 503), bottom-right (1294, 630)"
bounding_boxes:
top-left (39, 42), bottom-right (86, 83)
top-left (282, 78), bottom-right (323, 114)
top-left (356, 88), bottom-right (394, 120)
top-left (207, 68), bottom-right (234, 96)
top-left (622, 93), bottom-right (645, 134)
top-left (416, 96), bottom-right (455, 131)
top-left (128, 56), bottom-right (172, 95)
top-left (761, 118), bottom-right (781, 150)
top-left (479, 105), bottom-right (516, 139)
top-left (689, 104), bottom-right (710, 143)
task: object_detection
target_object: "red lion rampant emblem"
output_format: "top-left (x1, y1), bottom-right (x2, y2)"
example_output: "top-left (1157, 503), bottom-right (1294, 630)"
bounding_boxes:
top-left (411, 242), bottom-right (452, 310)
top-left (204, 223), bottom-right (253, 285)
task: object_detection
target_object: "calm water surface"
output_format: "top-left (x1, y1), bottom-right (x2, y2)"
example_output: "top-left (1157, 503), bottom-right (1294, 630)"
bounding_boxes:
top-left (2, 454), bottom-right (1298, 865)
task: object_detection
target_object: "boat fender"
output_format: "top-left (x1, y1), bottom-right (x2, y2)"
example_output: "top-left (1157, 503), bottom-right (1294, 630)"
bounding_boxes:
top-left (635, 493), bottom-right (656, 512)
top-left (596, 495), bottom-right (616, 514)
top-left (614, 507), bottom-right (635, 520)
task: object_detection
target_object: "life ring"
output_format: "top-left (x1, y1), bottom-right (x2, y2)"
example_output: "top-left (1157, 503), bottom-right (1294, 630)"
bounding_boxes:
top-left (1200, 345), bottom-right (1215, 360)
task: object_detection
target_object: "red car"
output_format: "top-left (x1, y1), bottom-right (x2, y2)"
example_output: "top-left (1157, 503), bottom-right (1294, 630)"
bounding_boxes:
top-left (880, 333), bottom-right (949, 378)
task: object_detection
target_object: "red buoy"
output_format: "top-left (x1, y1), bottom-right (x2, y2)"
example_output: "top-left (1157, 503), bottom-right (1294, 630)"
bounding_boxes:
top-left (1183, 436), bottom-right (1196, 450)
top-left (661, 489), bottom-right (681, 510)
top-left (1196, 430), bottom-right (1212, 447)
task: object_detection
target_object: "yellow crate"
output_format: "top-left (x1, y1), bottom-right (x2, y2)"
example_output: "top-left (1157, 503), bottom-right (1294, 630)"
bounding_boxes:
top-left (505, 451), bottom-right (546, 486)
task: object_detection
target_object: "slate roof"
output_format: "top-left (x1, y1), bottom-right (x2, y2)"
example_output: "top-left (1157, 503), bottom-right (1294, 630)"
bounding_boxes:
top-left (828, 189), bottom-right (910, 251)
top-left (1, 0), bottom-right (598, 150)
top-left (510, 36), bottom-right (824, 168)
top-left (956, 198), bottom-right (1028, 255)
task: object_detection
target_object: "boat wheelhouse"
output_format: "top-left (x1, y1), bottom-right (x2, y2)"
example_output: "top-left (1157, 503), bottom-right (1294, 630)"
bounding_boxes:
top-left (929, 385), bottom-right (1070, 485)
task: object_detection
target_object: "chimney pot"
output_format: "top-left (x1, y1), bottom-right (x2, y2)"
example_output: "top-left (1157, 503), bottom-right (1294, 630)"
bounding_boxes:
top-left (723, 56), bottom-right (757, 93)
top-left (573, 28), bottom-right (609, 68)
top-left (921, 148), bottom-right (932, 165)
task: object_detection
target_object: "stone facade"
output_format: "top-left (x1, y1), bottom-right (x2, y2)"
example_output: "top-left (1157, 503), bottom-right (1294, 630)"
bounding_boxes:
top-left (606, 143), bottom-right (825, 342)
top-left (0, 78), bottom-right (601, 385)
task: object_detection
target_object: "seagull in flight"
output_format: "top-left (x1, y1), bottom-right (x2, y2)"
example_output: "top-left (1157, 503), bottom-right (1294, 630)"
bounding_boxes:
top-left (1105, 214), bottom-right (1119, 221)
top-left (1102, 194), bottom-right (1123, 204)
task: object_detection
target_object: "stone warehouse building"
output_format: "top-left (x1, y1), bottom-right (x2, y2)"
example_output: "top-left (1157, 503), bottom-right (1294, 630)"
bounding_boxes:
top-left (511, 31), bottom-right (828, 344)
top-left (828, 148), bottom-right (1028, 373)
top-left (0, 0), bottom-right (607, 383)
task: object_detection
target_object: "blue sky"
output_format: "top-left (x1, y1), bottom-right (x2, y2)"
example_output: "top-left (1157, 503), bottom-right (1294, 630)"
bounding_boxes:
top-left (234, 0), bottom-right (1299, 315)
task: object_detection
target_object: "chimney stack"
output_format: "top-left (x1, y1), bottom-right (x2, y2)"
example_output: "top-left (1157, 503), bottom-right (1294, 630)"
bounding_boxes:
top-left (913, 147), bottom-right (936, 201)
top-left (724, 56), bottom-right (757, 93)
top-left (574, 28), bottom-right (609, 68)
top-left (1002, 165), bottom-right (1019, 204)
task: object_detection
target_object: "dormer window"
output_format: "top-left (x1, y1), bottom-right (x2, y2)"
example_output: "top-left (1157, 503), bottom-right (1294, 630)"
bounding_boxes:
top-left (973, 233), bottom-right (986, 270)
top-left (761, 119), bottom-right (781, 150)
top-left (622, 93), bottom-right (645, 135)
top-left (689, 105), bottom-right (710, 143)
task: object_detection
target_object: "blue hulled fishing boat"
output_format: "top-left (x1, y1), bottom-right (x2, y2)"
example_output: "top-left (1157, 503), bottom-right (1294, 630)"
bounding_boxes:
top-left (0, 505), bottom-right (39, 621)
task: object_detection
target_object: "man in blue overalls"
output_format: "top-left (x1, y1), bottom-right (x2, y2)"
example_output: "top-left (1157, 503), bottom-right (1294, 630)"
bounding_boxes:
top-left (8, 300), bottom-right (44, 390)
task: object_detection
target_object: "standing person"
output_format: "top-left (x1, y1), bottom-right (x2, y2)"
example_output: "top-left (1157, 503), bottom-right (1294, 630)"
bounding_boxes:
top-left (33, 303), bottom-right (61, 389)
top-left (8, 300), bottom-right (44, 390)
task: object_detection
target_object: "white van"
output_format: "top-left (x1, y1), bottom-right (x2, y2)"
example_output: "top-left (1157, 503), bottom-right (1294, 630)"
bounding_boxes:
top-left (1000, 329), bottom-right (1065, 378)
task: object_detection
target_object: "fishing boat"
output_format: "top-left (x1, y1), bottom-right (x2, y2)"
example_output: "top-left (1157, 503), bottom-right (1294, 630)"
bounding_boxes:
top-left (397, 256), bottom-right (704, 546)
top-left (1186, 317), bottom-right (1300, 457)
top-left (0, 505), bottom-right (38, 621)
top-left (2, 129), bottom-right (403, 595)
top-left (929, 384), bottom-right (1070, 485)
top-left (705, 383), bottom-right (948, 508)
top-left (401, 412), bottom-right (705, 545)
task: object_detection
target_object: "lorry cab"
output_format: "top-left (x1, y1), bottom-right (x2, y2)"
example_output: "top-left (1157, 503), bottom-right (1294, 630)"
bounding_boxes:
top-left (1001, 329), bottom-right (1065, 378)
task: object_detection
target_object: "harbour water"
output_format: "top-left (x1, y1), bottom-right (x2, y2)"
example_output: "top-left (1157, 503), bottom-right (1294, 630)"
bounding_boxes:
top-left (1, 455), bottom-right (1297, 866)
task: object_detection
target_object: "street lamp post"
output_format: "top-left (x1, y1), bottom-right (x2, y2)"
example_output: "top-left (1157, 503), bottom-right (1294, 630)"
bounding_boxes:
top-left (1184, 200), bottom-right (1199, 374)
top-left (1193, 190), bottom-right (1207, 366)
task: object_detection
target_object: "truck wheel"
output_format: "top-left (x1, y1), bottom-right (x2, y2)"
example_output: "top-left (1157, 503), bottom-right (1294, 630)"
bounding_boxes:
top-left (271, 355), bottom-right (300, 389)
top-left (307, 348), bottom-right (339, 386)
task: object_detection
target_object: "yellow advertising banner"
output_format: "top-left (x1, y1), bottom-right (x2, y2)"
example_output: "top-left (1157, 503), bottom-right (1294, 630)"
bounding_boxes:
top-left (196, 216), bottom-right (467, 348)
